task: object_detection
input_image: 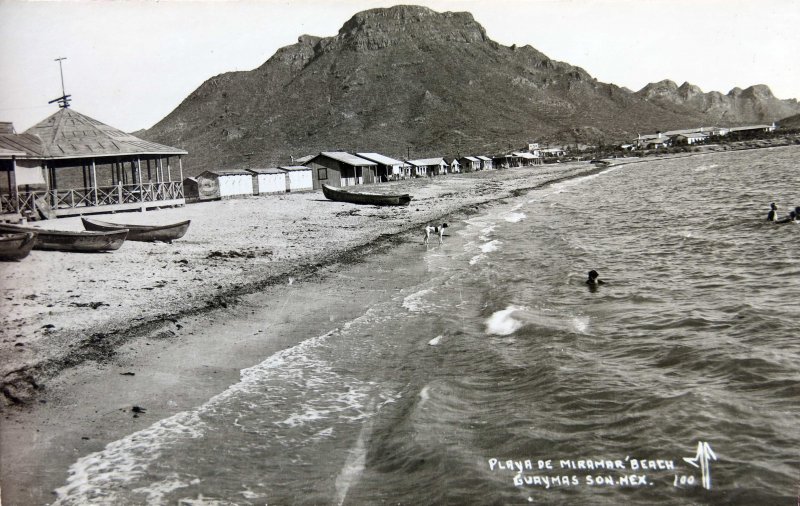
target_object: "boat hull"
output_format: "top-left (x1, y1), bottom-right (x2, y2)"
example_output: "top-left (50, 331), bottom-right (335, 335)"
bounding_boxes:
top-left (0, 232), bottom-right (37, 261)
top-left (321, 184), bottom-right (412, 206)
top-left (0, 224), bottom-right (128, 252)
top-left (82, 218), bottom-right (191, 243)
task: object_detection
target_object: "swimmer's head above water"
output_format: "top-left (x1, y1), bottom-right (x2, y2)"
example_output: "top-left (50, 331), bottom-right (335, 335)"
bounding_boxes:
top-left (586, 270), bottom-right (604, 285)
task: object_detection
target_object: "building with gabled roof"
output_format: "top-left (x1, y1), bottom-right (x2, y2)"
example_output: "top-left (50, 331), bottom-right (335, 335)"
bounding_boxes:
top-left (476, 155), bottom-right (493, 170)
top-left (356, 152), bottom-right (405, 181)
top-left (443, 157), bottom-right (461, 174)
top-left (408, 157), bottom-right (447, 177)
top-left (303, 152), bottom-right (378, 189)
top-left (458, 156), bottom-right (481, 172)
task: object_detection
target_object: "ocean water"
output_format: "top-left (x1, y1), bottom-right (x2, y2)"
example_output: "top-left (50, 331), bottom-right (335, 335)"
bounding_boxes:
top-left (53, 147), bottom-right (800, 505)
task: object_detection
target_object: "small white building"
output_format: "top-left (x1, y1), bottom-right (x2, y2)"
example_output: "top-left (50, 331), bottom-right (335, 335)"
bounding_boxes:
top-left (278, 165), bottom-right (314, 192)
top-left (197, 169), bottom-right (253, 199)
top-left (476, 155), bottom-right (493, 170)
top-left (672, 132), bottom-right (708, 145)
top-left (458, 156), bottom-right (481, 172)
top-left (248, 168), bottom-right (287, 195)
top-left (444, 158), bottom-right (461, 173)
top-left (408, 157), bottom-right (447, 176)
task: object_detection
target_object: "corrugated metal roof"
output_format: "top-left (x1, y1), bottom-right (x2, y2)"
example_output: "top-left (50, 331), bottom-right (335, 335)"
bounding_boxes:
top-left (407, 157), bottom-right (445, 166)
top-left (278, 165), bottom-right (312, 171)
top-left (513, 152), bottom-right (538, 159)
top-left (317, 152), bottom-right (377, 166)
top-left (247, 168), bottom-right (285, 175)
top-left (24, 108), bottom-right (187, 159)
top-left (476, 155), bottom-right (492, 161)
top-left (461, 156), bottom-right (481, 162)
top-left (0, 133), bottom-right (45, 158)
top-left (356, 152), bottom-right (404, 166)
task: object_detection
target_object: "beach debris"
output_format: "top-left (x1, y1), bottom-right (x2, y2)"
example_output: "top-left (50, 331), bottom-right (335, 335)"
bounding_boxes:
top-left (131, 406), bottom-right (147, 417)
top-left (69, 301), bottom-right (109, 309)
top-left (119, 372), bottom-right (135, 376)
top-left (207, 249), bottom-right (257, 259)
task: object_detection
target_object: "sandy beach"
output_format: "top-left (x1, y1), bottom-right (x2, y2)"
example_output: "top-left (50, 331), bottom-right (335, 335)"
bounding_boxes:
top-left (0, 162), bottom-right (615, 504)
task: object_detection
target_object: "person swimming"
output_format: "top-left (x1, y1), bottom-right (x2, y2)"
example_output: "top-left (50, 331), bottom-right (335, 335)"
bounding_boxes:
top-left (767, 203), bottom-right (778, 222)
top-left (586, 270), bottom-right (604, 286)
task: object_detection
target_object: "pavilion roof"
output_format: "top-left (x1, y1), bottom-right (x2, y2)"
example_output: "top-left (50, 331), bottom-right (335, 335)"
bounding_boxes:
top-left (24, 108), bottom-right (187, 159)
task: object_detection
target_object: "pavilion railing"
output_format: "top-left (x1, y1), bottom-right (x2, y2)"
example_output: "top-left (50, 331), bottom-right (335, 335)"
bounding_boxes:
top-left (0, 181), bottom-right (185, 216)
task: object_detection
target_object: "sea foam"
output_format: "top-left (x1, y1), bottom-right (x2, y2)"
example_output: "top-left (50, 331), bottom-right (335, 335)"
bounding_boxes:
top-left (486, 305), bottom-right (526, 335)
top-left (403, 288), bottom-right (434, 312)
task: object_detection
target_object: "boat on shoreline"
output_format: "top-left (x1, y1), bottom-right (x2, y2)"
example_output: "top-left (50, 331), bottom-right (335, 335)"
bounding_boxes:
top-left (0, 223), bottom-right (128, 252)
top-left (81, 217), bottom-right (191, 243)
top-left (0, 232), bottom-right (37, 261)
top-left (322, 184), bottom-right (412, 206)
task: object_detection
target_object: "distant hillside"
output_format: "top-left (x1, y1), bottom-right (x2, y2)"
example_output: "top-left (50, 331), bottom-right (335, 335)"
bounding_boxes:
top-left (778, 113), bottom-right (800, 130)
top-left (139, 5), bottom-right (800, 174)
top-left (635, 80), bottom-right (800, 125)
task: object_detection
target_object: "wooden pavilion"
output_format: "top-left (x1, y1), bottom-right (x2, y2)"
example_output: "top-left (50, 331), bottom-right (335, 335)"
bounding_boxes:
top-left (0, 108), bottom-right (187, 220)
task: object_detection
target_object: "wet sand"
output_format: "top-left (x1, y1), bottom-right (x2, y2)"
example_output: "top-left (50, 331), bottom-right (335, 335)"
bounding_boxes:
top-left (0, 163), bottom-right (609, 504)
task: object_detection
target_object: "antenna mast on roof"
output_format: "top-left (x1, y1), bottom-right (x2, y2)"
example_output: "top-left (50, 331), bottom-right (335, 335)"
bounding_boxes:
top-left (48, 57), bottom-right (71, 109)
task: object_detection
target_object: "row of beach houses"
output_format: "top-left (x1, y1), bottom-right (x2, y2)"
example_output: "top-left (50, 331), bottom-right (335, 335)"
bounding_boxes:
top-left (187, 149), bottom-right (543, 201)
top-left (0, 107), bottom-right (544, 219)
top-left (627, 123), bottom-right (777, 150)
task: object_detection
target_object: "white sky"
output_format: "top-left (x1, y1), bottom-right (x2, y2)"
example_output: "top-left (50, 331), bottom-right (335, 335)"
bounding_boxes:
top-left (1, 0), bottom-right (798, 132)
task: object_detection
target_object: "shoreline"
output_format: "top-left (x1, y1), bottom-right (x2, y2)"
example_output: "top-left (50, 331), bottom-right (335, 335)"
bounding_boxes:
top-left (2, 145), bottom-right (792, 504)
top-left (0, 162), bottom-right (610, 406)
top-left (1, 162), bottom-right (614, 504)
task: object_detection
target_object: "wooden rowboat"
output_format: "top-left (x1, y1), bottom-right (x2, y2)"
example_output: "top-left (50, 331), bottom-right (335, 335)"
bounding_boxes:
top-left (321, 184), bottom-right (412, 206)
top-left (0, 223), bottom-right (128, 253)
top-left (0, 232), bottom-right (37, 261)
top-left (81, 217), bottom-right (191, 243)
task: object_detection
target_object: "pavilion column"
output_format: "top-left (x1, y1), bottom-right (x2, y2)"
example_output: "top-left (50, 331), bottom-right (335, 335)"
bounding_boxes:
top-left (10, 159), bottom-right (18, 213)
top-left (178, 156), bottom-right (183, 182)
top-left (50, 166), bottom-right (58, 207)
top-left (167, 157), bottom-right (172, 182)
top-left (91, 159), bottom-right (98, 205)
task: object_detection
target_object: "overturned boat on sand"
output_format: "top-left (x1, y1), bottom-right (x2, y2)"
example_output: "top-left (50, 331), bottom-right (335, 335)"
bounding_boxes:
top-left (322, 184), bottom-right (412, 206)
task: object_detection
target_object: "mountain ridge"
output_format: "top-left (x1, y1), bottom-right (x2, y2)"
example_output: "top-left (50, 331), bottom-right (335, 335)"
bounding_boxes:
top-left (138, 5), bottom-right (799, 174)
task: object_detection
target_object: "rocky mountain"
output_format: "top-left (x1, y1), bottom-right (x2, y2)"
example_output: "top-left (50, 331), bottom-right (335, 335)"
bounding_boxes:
top-left (139, 5), bottom-right (800, 174)
top-left (635, 79), bottom-right (799, 125)
top-left (776, 113), bottom-right (800, 130)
